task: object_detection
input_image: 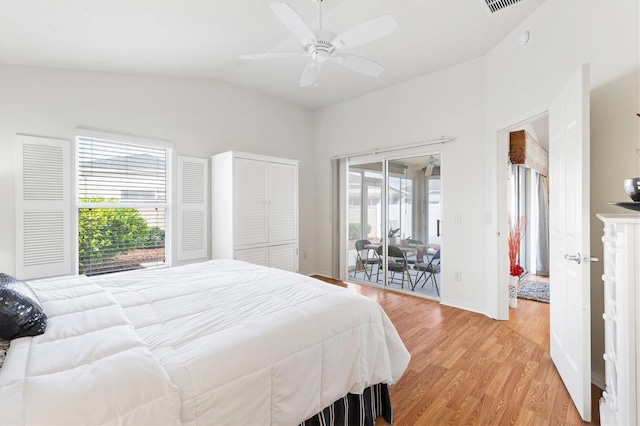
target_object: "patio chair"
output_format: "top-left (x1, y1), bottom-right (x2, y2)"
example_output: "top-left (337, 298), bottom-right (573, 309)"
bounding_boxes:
top-left (413, 249), bottom-right (441, 295)
top-left (354, 239), bottom-right (380, 281)
top-left (377, 245), bottom-right (412, 289)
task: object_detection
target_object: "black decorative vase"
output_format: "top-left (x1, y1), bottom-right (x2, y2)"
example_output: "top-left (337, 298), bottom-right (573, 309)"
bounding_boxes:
top-left (624, 177), bottom-right (640, 202)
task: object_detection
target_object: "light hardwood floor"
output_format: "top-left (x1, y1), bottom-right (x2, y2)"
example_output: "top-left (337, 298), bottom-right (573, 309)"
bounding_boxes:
top-left (314, 276), bottom-right (599, 425)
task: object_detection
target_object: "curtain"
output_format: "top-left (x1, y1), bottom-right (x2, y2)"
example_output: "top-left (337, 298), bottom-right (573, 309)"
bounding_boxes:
top-left (536, 174), bottom-right (549, 276)
top-left (331, 159), bottom-right (348, 279)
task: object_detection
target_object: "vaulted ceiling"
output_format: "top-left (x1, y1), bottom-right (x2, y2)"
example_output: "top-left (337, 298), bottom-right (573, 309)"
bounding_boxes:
top-left (0, 0), bottom-right (544, 109)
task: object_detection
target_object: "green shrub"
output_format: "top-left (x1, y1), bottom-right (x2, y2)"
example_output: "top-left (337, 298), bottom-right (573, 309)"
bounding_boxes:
top-left (78, 197), bottom-right (151, 273)
top-left (348, 223), bottom-right (372, 240)
top-left (139, 226), bottom-right (165, 249)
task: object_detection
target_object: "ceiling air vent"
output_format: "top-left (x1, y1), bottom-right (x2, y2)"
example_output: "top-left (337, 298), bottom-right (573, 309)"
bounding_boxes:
top-left (483, 0), bottom-right (523, 14)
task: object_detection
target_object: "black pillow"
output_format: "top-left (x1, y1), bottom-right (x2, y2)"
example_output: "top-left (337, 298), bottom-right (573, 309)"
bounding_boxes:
top-left (0, 273), bottom-right (47, 340)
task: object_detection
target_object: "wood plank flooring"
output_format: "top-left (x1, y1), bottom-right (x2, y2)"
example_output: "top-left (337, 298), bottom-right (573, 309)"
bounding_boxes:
top-left (313, 276), bottom-right (599, 425)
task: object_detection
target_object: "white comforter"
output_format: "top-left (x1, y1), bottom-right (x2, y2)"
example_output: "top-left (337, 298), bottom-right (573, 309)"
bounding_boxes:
top-left (0, 275), bottom-right (181, 425)
top-left (1, 260), bottom-right (410, 425)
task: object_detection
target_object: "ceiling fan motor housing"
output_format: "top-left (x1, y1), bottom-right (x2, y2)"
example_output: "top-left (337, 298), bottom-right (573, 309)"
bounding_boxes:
top-left (306, 29), bottom-right (337, 62)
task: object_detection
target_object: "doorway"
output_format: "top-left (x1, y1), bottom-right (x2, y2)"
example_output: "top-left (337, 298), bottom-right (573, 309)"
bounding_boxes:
top-left (496, 65), bottom-right (593, 423)
top-left (347, 154), bottom-right (442, 299)
top-left (508, 120), bottom-right (550, 304)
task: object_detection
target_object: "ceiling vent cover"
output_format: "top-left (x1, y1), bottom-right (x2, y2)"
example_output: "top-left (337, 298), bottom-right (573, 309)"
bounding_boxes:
top-left (483, 0), bottom-right (523, 14)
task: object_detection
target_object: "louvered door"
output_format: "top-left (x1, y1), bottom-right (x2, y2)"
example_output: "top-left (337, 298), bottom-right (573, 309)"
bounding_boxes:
top-left (269, 162), bottom-right (297, 244)
top-left (177, 156), bottom-right (208, 261)
top-left (16, 135), bottom-right (71, 279)
top-left (234, 158), bottom-right (269, 247)
top-left (234, 247), bottom-right (268, 266)
top-left (268, 244), bottom-right (297, 272)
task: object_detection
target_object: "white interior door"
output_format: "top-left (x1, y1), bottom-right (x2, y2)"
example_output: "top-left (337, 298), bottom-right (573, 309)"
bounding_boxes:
top-left (549, 64), bottom-right (591, 421)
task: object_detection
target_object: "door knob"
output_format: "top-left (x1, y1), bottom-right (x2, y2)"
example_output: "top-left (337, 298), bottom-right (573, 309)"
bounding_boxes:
top-left (564, 253), bottom-right (581, 264)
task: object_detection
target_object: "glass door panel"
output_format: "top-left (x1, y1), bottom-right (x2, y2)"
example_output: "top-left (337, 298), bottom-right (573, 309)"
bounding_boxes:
top-left (421, 155), bottom-right (442, 298)
top-left (386, 161), bottom-right (414, 291)
top-left (384, 155), bottom-right (441, 298)
top-left (348, 162), bottom-right (383, 284)
top-left (426, 173), bottom-right (442, 247)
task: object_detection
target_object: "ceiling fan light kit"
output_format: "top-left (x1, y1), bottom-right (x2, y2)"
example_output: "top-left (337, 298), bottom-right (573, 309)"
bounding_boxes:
top-left (240, 1), bottom-right (398, 87)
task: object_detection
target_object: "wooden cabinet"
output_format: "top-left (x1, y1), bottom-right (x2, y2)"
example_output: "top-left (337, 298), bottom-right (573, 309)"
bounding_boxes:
top-left (597, 213), bottom-right (640, 426)
top-left (211, 151), bottom-right (298, 273)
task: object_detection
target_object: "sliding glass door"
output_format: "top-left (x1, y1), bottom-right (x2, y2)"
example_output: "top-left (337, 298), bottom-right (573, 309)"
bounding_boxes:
top-left (347, 154), bottom-right (442, 299)
top-left (347, 162), bottom-right (384, 283)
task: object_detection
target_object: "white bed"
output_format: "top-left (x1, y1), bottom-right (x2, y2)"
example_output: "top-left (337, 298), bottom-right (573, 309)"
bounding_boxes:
top-left (0, 260), bottom-right (410, 425)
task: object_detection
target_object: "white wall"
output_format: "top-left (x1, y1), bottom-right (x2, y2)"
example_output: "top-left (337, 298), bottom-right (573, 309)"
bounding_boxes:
top-left (315, 57), bottom-right (490, 314)
top-left (0, 65), bottom-right (317, 275)
top-left (484, 0), bottom-right (639, 385)
top-left (315, 0), bottom-right (638, 380)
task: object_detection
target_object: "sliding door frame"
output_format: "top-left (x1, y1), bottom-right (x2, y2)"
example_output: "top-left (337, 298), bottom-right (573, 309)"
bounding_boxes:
top-left (341, 145), bottom-right (445, 297)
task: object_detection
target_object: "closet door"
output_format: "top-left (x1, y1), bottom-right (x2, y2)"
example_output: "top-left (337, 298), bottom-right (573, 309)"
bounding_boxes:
top-left (269, 162), bottom-right (297, 244)
top-left (235, 247), bottom-right (268, 266)
top-left (234, 158), bottom-right (269, 246)
top-left (269, 243), bottom-right (298, 273)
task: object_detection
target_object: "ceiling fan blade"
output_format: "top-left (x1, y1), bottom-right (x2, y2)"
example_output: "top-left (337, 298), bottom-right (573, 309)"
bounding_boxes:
top-left (300, 60), bottom-right (321, 87)
top-left (240, 51), bottom-right (304, 60)
top-left (333, 54), bottom-right (385, 77)
top-left (270, 3), bottom-right (316, 45)
top-left (332, 15), bottom-right (398, 49)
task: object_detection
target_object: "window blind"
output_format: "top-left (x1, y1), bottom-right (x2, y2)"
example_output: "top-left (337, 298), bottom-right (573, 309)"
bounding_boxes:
top-left (77, 137), bottom-right (168, 276)
top-left (78, 138), bottom-right (166, 203)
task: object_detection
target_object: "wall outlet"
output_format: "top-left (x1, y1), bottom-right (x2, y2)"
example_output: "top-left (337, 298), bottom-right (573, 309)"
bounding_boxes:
top-left (302, 251), bottom-right (308, 260)
top-left (454, 271), bottom-right (462, 281)
top-left (455, 213), bottom-right (462, 224)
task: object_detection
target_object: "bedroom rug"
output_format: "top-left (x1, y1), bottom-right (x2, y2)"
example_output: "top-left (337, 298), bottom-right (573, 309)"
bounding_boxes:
top-left (517, 280), bottom-right (549, 303)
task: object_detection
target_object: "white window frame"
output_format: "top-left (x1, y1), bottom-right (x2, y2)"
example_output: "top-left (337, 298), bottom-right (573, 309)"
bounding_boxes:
top-left (74, 129), bottom-right (173, 275)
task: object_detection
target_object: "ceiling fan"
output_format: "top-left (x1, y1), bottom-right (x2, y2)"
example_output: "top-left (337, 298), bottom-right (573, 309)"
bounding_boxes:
top-left (240, 1), bottom-right (398, 87)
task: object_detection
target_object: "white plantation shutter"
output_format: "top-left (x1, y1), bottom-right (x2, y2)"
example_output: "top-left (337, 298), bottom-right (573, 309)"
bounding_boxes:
top-left (177, 156), bottom-right (208, 261)
top-left (16, 135), bottom-right (72, 279)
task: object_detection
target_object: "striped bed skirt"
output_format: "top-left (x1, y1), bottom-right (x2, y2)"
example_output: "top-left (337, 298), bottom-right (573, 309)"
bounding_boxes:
top-left (300, 383), bottom-right (393, 426)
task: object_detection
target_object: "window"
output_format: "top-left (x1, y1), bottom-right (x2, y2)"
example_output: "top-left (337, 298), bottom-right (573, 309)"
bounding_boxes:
top-left (77, 135), bottom-right (171, 276)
